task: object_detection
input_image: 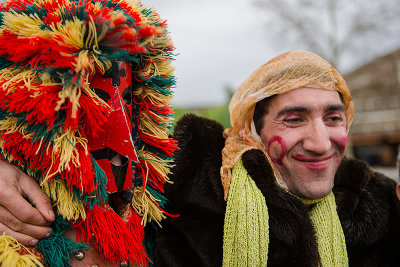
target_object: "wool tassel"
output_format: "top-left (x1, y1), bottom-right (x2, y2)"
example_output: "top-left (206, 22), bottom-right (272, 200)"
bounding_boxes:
top-left (41, 178), bottom-right (87, 221)
top-left (37, 215), bottom-right (88, 267)
top-left (75, 205), bottom-right (147, 265)
top-left (131, 186), bottom-right (165, 226)
top-left (0, 233), bottom-right (44, 267)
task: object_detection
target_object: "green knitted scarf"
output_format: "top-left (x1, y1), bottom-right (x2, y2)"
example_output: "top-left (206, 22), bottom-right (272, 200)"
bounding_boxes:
top-left (222, 157), bottom-right (348, 266)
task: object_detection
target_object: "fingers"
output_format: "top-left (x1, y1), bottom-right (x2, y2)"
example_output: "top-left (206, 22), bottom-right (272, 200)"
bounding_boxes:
top-left (0, 178), bottom-right (49, 227)
top-left (0, 161), bottom-right (53, 226)
top-left (19, 171), bottom-right (55, 223)
top-left (0, 221), bottom-right (39, 247)
top-left (0, 205), bottom-right (52, 243)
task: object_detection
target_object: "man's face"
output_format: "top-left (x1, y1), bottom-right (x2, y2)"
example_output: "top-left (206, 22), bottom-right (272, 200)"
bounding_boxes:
top-left (259, 88), bottom-right (348, 199)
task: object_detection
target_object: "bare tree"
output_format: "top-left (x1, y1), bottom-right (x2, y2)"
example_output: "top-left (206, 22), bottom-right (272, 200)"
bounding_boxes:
top-left (255, 0), bottom-right (400, 70)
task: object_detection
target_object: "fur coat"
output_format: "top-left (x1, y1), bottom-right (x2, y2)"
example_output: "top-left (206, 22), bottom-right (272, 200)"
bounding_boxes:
top-left (154, 114), bottom-right (400, 267)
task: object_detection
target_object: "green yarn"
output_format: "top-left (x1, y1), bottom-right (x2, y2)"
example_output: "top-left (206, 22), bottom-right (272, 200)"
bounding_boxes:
top-left (37, 215), bottom-right (88, 267)
top-left (308, 192), bottom-right (348, 266)
top-left (223, 158), bottom-right (268, 267)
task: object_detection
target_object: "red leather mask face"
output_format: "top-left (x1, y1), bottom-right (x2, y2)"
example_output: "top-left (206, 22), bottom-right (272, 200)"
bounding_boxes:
top-left (88, 61), bottom-right (138, 193)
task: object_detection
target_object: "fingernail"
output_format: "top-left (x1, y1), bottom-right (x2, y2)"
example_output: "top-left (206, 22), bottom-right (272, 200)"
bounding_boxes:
top-left (45, 232), bottom-right (51, 238)
top-left (48, 209), bottom-right (55, 219)
top-left (30, 239), bottom-right (38, 246)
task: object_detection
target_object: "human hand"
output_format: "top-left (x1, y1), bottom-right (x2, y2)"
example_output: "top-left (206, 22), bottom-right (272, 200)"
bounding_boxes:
top-left (0, 160), bottom-right (55, 246)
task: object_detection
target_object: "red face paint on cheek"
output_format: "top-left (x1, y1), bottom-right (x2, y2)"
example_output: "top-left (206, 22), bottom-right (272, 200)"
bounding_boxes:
top-left (267, 136), bottom-right (287, 165)
top-left (337, 136), bottom-right (348, 152)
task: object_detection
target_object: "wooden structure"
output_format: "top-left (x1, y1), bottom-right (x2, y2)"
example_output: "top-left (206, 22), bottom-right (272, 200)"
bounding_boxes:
top-left (345, 48), bottom-right (400, 166)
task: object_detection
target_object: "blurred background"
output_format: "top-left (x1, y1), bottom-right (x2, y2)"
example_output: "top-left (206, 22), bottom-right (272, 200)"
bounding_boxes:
top-left (146, 0), bottom-right (400, 179)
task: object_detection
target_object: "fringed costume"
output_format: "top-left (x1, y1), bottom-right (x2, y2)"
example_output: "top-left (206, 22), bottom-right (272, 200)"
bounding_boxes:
top-left (0, 0), bottom-right (177, 265)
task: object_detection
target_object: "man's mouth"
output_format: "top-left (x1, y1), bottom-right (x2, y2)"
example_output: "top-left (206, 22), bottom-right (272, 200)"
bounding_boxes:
top-left (293, 154), bottom-right (334, 170)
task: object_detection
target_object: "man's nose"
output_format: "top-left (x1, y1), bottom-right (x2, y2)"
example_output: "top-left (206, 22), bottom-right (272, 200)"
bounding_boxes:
top-left (302, 119), bottom-right (331, 154)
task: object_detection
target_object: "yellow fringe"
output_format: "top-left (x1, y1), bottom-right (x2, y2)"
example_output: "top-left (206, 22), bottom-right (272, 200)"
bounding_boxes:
top-left (46, 129), bottom-right (89, 189)
top-left (0, 234), bottom-right (44, 267)
top-left (55, 84), bottom-right (81, 119)
top-left (137, 149), bottom-right (174, 184)
top-left (0, 68), bottom-right (38, 93)
top-left (0, 116), bottom-right (29, 136)
top-left (133, 85), bottom-right (174, 107)
top-left (51, 17), bottom-right (86, 51)
top-left (131, 187), bottom-right (165, 226)
top-left (41, 178), bottom-right (86, 221)
top-left (1, 10), bottom-right (50, 39)
top-left (0, 68), bottom-right (60, 91)
top-left (138, 111), bottom-right (173, 138)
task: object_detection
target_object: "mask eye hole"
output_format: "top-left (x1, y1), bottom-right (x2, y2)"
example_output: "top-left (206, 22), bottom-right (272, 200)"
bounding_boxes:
top-left (123, 92), bottom-right (132, 105)
top-left (93, 88), bottom-right (111, 102)
top-left (122, 87), bottom-right (132, 105)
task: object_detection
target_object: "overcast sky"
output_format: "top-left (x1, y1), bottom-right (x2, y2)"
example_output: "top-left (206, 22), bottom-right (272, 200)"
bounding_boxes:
top-left (145, 0), bottom-right (281, 107)
top-left (147, 0), bottom-right (399, 108)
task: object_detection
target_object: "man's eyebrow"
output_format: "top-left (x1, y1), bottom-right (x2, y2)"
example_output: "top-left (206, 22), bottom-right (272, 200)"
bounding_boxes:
top-left (276, 106), bottom-right (308, 118)
top-left (276, 104), bottom-right (345, 118)
top-left (326, 104), bottom-right (345, 113)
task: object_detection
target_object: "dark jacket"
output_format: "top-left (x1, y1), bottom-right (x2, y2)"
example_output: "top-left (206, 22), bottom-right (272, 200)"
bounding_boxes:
top-left (154, 114), bottom-right (400, 267)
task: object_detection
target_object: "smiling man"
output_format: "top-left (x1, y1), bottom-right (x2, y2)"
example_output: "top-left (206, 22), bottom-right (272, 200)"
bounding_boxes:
top-left (258, 88), bottom-right (347, 200)
top-left (154, 50), bottom-right (400, 266)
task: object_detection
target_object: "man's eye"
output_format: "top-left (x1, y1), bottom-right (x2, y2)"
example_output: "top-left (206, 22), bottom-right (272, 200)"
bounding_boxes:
top-left (326, 116), bottom-right (343, 124)
top-left (283, 117), bottom-right (303, 125)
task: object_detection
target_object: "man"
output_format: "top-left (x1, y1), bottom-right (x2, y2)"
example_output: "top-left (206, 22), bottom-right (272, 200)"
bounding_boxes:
top-left (154, 50), bottom-right (400, 266)
top-left (0, 0), bottom-right (176, 265)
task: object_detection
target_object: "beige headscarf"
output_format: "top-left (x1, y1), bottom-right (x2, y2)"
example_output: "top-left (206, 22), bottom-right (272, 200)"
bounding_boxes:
top-left (221, 50), bottom-right (354, 199)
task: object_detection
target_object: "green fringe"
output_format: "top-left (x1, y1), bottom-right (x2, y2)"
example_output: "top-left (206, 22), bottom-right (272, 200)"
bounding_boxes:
top-left (89, 157), bottom-right (108, 203)
top-left (0, 56), bottom-right (14, 69)
top-left (0, 109), bottom-right (65, 143)
top-left (37, 215), bottom-right (88, 267)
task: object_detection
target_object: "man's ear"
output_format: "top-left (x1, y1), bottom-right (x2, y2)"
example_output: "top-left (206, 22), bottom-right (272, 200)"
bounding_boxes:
top-left (396, 184), bottom-right (400, 201)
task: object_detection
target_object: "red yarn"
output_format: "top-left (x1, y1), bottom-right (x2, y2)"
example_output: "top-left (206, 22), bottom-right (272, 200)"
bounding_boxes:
top-left (136, 158), bottom-right (165, 192)
top-left (138, 131), bottom-right (177, 158)
top-left (1, 130), bottom-right (97, 194)
top-left (75, 205), bottom-right (147, 265)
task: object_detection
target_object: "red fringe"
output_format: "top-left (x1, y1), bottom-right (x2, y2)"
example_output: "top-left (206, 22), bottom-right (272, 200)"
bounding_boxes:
top-left (136, 158), bottom-right (165, 192)
top-left (1, 130), bottom-right (97, 194)
top-left (138, 26), bottom-right (158, 39)
top-left (78, 94), bottom-right (111, 138)
top-left (0, 82), bottom-right (61, 128)
top-left (0, 31), bottom-right (79, 70)
top-left (75, 205), bottom-right (147, 265)
top-left (0, 74), bottom-right (111, 133)
top-left (138, 132), bottom-right (177, 158)
top-left (109, 0), bottom-right (143, 26)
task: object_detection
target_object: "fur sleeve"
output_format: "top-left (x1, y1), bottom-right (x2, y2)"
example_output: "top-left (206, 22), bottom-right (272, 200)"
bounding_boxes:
top-left (334, 157), bottom-right (400, 266)
top-left (153, 114), bottom-right (226, 267)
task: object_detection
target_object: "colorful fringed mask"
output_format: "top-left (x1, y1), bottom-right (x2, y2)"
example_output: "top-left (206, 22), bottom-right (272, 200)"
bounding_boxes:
top-left (0, 0), bottom-right (177, 265)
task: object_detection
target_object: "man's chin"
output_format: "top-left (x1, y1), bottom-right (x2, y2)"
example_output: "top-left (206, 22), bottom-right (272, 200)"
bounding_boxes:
top-left (296, 181), bottom-right (333, 200)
